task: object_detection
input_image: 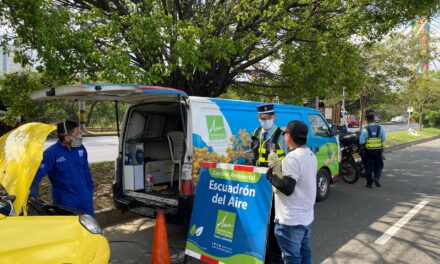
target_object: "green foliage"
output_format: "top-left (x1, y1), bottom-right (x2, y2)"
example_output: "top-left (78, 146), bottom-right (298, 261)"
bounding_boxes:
top-left (403, 71), bottom-right (440, 129)
top-left (0, 71), bottom-right (63, 125)
top-left (0, 72), bottom-right (126, 127)
top-left (423, 109), bottom-right (440, 128)
top-left (1, 0), bottom-right (438, 98)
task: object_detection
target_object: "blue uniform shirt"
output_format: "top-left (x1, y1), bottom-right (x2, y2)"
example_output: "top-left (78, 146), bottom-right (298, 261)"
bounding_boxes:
top-left (30, 141), bottom-right (94, 216)
top-left (360, 123), bottom-right (387, 145)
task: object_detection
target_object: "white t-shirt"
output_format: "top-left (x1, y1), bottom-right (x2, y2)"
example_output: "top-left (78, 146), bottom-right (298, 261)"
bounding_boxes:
top-left (274, 147), bottom-right (317, 226)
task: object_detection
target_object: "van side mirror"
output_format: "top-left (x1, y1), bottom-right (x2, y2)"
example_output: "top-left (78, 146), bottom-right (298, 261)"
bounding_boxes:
top-left (330, 125), bottom-right (338, 136)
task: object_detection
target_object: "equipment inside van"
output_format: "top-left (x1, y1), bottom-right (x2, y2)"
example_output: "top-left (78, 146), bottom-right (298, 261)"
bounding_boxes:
top-left (32, 83), bottom-right (340, 224)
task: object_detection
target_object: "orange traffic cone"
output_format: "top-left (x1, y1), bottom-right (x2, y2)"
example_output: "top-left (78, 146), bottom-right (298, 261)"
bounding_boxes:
top-left (151, 211), bottom-right (171, 264)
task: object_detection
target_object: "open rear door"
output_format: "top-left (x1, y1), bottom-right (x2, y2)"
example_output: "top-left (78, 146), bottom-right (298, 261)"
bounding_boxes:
top-left (31, 83), bottom-right (188, 103)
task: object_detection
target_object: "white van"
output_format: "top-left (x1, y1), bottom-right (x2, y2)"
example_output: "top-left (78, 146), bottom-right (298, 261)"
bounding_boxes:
top-left (32, 83), bottom-right (340, 224)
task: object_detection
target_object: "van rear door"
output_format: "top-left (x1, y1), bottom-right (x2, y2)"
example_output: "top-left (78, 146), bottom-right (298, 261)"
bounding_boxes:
top-left (31, 83), bottom-right (188, 103)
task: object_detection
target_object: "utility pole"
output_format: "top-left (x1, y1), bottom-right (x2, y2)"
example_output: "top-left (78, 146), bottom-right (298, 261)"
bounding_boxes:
top-left (342, 87), bottom-right (346, 112)
top-left (407, 107), bottom-right (413, 130)
top-left (79, 72), bottom-right (86, 131)
top-left (341, 87), bottom-right (346, 126)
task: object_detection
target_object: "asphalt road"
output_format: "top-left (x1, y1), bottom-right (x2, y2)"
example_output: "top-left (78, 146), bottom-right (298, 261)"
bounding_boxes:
top-left (104, 139), bottom-right (440, 264)
top-left (348, 122), bottom-right (419, 133)
top-left (45, 136), bottom-right (119, 163)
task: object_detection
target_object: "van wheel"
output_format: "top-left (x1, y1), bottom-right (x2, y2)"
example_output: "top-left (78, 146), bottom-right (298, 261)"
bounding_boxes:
top-left (316, 169), bottom-right (330, 202)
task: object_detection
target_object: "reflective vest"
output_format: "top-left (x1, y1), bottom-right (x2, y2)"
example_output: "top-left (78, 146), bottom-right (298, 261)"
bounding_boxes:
top-left (365, 125), bottom-right (383, 150)
top-left (252, 126), bottom-right (285, 167)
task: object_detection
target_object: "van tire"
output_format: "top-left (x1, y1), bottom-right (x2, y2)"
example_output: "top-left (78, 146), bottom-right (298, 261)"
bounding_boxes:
top-left (316, 169), bottom-right (330, 202)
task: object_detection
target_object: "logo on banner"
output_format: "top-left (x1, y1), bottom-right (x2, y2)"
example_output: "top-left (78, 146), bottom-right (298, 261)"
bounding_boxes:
top-left (215, 210), bottom-right (236, 239)
top-left (206, 115), bottom-right (226, 140)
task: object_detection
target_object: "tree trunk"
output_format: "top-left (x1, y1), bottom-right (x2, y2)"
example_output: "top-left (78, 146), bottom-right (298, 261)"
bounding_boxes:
top-left (85, 102), bottom-right (98, 127)
top-left (418, 105), bottom-right (423, 131)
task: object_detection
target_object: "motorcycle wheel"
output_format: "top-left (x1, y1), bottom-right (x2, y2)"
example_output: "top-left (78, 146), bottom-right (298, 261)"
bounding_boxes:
top-left (341, 160), bottom-right (359, 184)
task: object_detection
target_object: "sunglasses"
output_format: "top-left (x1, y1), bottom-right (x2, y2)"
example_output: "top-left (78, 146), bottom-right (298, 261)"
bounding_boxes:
top-left (282, 131), bottom-right (289, 136)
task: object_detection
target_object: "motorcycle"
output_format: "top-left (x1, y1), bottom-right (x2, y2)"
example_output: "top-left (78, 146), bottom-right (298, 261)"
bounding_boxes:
top-left (339, 132), bottom-right (362, 183)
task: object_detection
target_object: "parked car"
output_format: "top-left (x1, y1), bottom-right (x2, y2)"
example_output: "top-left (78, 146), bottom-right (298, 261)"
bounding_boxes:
top-left (347, 115), bottom-right (359, 128)
top-left (0, 123), bottom-right (110, 264)
top-left (391, 116), bottom-right (407, 123)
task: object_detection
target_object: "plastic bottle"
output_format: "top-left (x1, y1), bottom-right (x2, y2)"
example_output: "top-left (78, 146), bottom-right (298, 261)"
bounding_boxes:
top-left (135, 147), bottom-right (144, 164)
top-left (145, 164), bottom-right (153, 192)
top-left (124, 146), bottom-right (132, 165)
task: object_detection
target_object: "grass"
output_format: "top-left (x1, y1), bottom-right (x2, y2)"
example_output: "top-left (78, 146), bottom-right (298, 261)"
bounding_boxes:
top-left (384, 127), bottom-right (440, 147)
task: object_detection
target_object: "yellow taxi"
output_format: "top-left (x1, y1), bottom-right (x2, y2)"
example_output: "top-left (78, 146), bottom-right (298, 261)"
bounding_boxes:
top-left (0, 123), bottom-right (110, 264)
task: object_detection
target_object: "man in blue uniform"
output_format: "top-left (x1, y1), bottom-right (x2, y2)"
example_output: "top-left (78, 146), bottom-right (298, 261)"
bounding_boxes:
top-left (251, 103), bottom-right (287, 264)
top-left (360, 110), bottom-right (386, 188)
top-left (30, 120), bottom-right (95, 216)
top-left (251, 103), bottom-right (287, 167)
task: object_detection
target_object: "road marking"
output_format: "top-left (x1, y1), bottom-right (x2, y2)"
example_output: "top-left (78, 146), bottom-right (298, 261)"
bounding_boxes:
top-left (375, 200), bottom-right (429, 245)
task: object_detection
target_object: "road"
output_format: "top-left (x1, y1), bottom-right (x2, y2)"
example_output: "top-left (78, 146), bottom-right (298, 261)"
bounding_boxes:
top-left (104, 138), bottom-right (440, 263)
top-left (45, 136), bottom-right (119, 163)
top-left (348, 122), bottom-right (419, 133)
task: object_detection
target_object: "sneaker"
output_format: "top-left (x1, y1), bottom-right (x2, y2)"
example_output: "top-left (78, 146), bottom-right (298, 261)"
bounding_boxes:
top-left (374, 180), bottom-right (381, 187)
top-left (366, 184), bottom-right (372, 188)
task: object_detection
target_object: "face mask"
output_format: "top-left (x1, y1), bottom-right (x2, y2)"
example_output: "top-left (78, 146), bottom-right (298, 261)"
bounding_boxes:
top-left (71, 134), bottom-right (83, 148)
top-left (259, 119), bottom-right (274, 130)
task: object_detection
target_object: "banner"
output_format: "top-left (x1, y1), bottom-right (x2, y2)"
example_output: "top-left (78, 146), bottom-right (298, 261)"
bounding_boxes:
top-left (185, 162), bottom-right (272, 264)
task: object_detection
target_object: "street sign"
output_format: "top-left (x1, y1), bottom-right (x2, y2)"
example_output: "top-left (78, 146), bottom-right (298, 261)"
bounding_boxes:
top-left (185, 162), bottom-right (272, 264)
top-left (407, 107), bottom-right (414, 113)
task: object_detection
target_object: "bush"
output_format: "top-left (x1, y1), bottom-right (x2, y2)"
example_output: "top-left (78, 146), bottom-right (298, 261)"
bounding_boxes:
top-left (423, 110), bottom-right (440, 128)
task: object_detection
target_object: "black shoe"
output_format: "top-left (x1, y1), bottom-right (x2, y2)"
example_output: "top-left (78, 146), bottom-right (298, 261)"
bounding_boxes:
top-left (366, 184), bottom-right (372, 188)
top-left (374, 180), bottom-right (381, 187)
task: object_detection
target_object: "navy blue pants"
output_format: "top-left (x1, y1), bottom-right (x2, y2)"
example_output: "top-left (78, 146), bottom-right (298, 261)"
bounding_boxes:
top-left (364, 149), bottom-right (383, 185)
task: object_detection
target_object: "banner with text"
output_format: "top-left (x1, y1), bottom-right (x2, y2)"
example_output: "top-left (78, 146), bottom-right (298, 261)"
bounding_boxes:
top-left (185, 163), bottom-right (272, 264)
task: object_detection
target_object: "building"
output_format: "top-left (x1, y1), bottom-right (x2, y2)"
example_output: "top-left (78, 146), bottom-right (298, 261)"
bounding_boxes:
top-left (0, 44), bottom-right (30, 74)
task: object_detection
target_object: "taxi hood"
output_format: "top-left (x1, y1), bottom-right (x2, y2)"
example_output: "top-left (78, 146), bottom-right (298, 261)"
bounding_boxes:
top-left (0, 123), bottom-right (56, 214)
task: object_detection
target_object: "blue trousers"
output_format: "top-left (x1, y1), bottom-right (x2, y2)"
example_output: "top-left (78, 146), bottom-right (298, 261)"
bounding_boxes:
top-left (274, 223), bottom-right (312, 264)
top-left (364, 149), bottom-right (383, 186)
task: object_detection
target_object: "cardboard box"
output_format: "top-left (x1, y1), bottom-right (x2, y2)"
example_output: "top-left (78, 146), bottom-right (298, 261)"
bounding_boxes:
top-left (124, 165), bottom-right (144, 190)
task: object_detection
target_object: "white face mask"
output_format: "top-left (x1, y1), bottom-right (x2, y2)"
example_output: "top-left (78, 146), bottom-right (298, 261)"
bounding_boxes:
top-left (71, 134), bottom-right (83, 148)
top-left (259, 119), bottom-right (274, 130)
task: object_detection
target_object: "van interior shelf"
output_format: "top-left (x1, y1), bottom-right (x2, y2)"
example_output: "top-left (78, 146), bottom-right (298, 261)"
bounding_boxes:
top-left (126, 130), bottom-right (165, 143)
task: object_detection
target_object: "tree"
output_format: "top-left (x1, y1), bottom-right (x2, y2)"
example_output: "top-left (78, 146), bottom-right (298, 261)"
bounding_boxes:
top-left (405, 72), bottom-right (440, 130)
top-left (355, 33), bottom-right (418, 127)
top-left (1, 0), bottom-right (439, 97)
top-left (0, 71), bottom-right (125, 127)
top-left (0, 71), bottom-right (75, 125)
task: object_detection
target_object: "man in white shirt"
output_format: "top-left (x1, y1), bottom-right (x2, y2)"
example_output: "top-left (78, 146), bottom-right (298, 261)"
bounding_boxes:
top-left (266, 120), bottom-right (317, 264)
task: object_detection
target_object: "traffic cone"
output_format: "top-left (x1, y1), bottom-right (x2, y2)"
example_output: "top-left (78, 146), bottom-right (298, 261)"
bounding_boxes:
top-left (151, 211), bottom-right (171, 264)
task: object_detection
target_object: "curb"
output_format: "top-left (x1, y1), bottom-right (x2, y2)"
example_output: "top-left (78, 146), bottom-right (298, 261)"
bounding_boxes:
top-left (384, 135), bottom-right (440, 153)
top-left (95, 135), bottom-right (440, 227)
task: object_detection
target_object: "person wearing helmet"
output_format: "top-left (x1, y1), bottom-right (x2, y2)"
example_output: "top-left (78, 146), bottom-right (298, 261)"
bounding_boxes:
top-left (266, 120), bottom-right (317, 264)
top-left (30, 120), bottom-right (95, 217)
